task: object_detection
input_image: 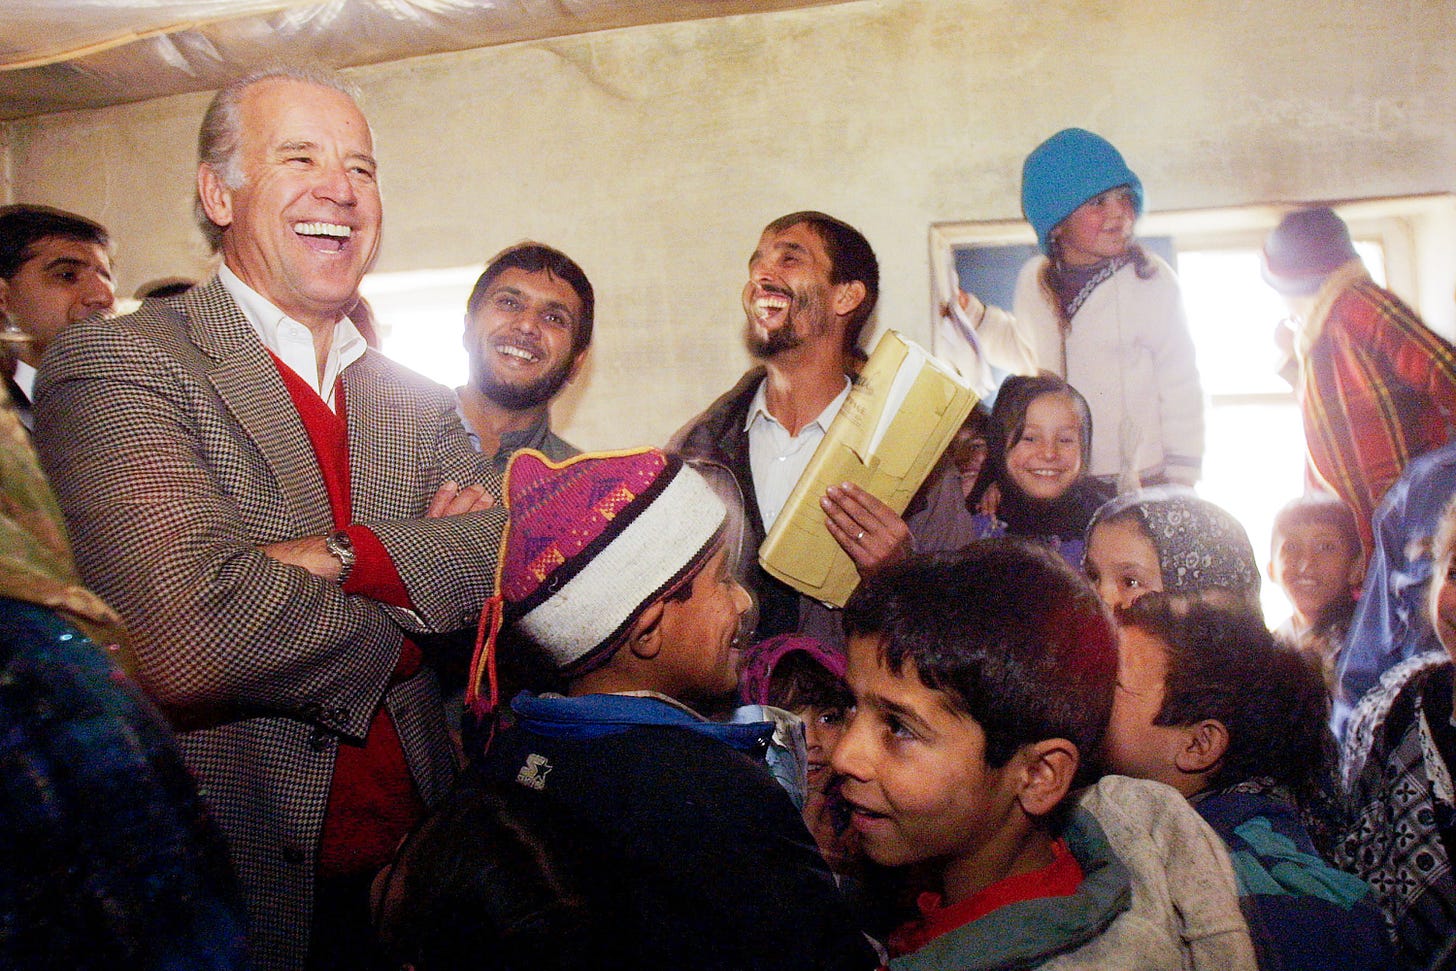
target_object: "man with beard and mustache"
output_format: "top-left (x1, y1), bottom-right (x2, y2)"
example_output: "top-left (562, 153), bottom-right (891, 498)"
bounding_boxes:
top-left (459, 243), bottom-right (592, 471)
top-left (670, 212), bottom-right (975, 646)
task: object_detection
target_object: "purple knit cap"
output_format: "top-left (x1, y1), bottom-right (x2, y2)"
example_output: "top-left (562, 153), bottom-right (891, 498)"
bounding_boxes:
top-left (738, 634), bottom-right (848, 707)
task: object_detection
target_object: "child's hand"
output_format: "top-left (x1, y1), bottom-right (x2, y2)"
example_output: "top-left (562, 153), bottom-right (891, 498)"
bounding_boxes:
top-left (820, 483), bottom-right (912, 577)
top-left (941, 289), bottom-right (986, 328)
top-left (977, 480), bottom-right (1002, 517)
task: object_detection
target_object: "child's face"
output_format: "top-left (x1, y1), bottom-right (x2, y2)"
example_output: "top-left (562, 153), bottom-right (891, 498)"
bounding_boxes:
top-left (1084, 517), bottom-right (1163, 610)
top-left (1052, 186), bottom-right (1136, 267)
top-left (655, 547), bottom-right (753, 704)
top-left (1099, 626), bottom-right (1195, 795)
top-left (796, 704), bottom-right (849, 791)
top-left (950, 426), bottom-right (989, 498)
top-left (832, 635), bottom-right (1024, 878)
top-left (1004, 393), bottom-right (1083, 501)
top-left (1270, 521), bottom-right (1361, 624)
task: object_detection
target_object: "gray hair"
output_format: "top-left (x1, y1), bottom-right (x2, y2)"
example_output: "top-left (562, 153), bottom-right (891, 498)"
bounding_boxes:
top-left (194, 65), bottom-right (362, 252)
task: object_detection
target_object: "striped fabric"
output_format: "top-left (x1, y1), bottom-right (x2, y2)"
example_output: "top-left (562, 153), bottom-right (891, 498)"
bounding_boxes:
top-left (33, 276), bottom-right (506, 971)
top-left (1298, 275), bottom-right (1456, 555)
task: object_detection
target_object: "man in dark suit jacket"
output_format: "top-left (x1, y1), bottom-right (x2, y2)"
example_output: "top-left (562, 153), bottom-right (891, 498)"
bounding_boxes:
top-left (0, 204), bottom-right (115, 430)
top-left (35, 67), bottom-right (504, 971)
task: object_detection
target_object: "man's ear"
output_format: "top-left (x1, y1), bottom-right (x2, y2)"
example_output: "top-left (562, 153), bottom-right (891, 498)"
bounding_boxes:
top-left (626, 601), bottom-right (665, 660)
top-left (1266, 556), bottom-right (1279, 584)
top-left (1174, 719), bottom-right (1229, 775)
top-left (197, 163), bottom-right (235, 232)
top-left (1017, 738), bottom-right (1079, 818)
top-left (566, 346), bottom-right (589, 384)
top-left (832, 280), bottom-right (867, 320)
top-left (0, 277), bottom-right (9, 319)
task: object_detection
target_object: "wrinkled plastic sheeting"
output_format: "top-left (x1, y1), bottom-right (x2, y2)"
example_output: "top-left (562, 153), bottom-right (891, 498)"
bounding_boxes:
top-left (0, 0), bottom-right (849, 121)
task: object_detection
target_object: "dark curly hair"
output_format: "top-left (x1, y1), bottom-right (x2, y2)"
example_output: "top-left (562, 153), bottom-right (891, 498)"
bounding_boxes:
top-left (844, 538), bottom-right (1117, 783)
top-left (1116, 592), bottom-right (1335, 804)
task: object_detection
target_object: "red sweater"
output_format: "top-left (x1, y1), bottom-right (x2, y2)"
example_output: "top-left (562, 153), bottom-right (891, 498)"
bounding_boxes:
top-left (271, 355), bottom-right (426, 879)
top-left (887, 838), bottom-right (1084, 959)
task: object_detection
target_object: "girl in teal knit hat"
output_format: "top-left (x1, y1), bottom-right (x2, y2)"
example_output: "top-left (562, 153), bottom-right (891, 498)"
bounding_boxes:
top-left (953, 128), bottom-right (1205, 495)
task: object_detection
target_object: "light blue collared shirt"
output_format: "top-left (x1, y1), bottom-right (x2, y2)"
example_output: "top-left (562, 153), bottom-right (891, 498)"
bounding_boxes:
top-left (745, 376), bottom-right (851, 532)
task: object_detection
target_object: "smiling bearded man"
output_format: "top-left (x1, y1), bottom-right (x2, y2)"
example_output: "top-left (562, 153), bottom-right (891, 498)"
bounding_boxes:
top-left (670, 211), bottom-right (978, 648)
top-left (456, 242), bottom-right (593, 472)
top-left (34, 66), bottom-right (507, 971)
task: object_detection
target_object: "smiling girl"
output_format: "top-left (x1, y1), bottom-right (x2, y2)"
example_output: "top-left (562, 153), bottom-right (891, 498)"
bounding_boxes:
top-left (966, 374), bottom-right (1112, 566)
top-left (959, 129), bottom-right (1205, 493)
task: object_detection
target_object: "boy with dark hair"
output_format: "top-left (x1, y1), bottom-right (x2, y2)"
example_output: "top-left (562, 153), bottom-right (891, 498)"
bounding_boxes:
top-left (1268, 493), bottom-right (1364, 695)
top-left (433, 447), bottom-right (876, 970)
top-left (832, 538), bottom-right (1257, 970)
top-left (1103, 594), bottom-right (1394, 971)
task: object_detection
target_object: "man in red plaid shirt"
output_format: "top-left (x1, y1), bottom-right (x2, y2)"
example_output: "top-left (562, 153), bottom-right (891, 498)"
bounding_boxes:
top-left (1264, 207), bottom-right (1456, 557)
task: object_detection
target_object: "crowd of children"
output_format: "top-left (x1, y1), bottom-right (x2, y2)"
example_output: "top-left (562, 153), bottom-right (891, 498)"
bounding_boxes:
top-left (363, 431), bottom-right (1445, 971)
top-left (356, 121), bottom-right (1456, 971)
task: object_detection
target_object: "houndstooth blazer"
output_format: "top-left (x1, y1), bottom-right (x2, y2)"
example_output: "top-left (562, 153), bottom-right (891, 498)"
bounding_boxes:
top-left (34, 276), bottom-right (506, 971)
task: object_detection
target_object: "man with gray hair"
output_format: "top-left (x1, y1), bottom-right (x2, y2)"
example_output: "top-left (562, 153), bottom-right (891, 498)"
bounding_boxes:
top-left (36, 67), bottom-right (504, 971)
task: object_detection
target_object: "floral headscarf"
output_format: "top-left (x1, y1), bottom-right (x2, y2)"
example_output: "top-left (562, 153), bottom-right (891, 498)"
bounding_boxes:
top-left (1089, 486), bottom-right (1261, 607)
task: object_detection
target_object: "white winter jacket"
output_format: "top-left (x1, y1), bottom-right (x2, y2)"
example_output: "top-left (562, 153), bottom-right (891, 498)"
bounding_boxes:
top-left (977, 254), bottom-right (1205, 486)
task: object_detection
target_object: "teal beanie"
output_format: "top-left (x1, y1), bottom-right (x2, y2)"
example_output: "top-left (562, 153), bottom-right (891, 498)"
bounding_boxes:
top-left (1021, 128), bottom-right (1144, 254)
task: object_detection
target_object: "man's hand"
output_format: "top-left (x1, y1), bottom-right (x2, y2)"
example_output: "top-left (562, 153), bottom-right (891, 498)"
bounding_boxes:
top-left (260, 480), bottom-right (494, 580)
top-left (820, 482), bottom-right (912, 578)
top-left (260, 536), bottom-right (340, 581)
top-left (426, 480), bottom-right (494, 518)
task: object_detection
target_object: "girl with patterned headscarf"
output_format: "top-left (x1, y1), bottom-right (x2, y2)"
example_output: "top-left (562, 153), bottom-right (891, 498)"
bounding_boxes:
top-left (1082, 486), bottom-right (1261, 616)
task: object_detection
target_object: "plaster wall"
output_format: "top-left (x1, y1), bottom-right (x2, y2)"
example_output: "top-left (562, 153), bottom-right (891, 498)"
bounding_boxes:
top-left (2, 0), bottom-right (1453, 448)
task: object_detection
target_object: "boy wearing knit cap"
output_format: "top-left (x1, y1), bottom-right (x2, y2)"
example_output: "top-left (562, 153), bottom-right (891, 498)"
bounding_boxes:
top-left (457, 447), bottom-right (878, 970)
top-left (1262, 206), bottom-right (1456, 557)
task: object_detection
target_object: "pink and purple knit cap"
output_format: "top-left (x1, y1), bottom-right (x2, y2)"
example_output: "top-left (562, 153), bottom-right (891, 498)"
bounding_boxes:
top-left (497, 446), bottom-right (728, 674)
top-left (738, 634), bottom-right (848, 707)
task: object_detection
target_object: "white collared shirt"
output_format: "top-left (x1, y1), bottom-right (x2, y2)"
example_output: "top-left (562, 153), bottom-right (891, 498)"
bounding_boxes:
top-left (746, 377), bottom-right (851, 532)
top-left (218, 264), bottom-right (366, 412)
top-left (13, 361), bottom-right (36, 402)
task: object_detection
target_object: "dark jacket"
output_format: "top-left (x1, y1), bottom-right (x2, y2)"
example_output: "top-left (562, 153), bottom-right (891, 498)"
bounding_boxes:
top-left (0, 598), bottom-right (248, 970)
top-left (473, 691), bottom-right (878, 971)
top-left (1194, 788), bottom-right (1397, 971)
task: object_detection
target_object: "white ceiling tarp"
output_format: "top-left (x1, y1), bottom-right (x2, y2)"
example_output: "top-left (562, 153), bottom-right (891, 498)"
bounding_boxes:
top-left (0, 0), bottom-right (850, 121)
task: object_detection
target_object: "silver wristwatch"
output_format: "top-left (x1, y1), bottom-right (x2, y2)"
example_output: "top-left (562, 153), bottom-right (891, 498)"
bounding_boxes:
top-left (324, 529), bottom-right (356, 585)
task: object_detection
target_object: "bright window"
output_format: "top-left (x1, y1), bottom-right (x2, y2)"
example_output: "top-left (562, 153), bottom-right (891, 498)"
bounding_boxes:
top-left (357, 265), bottom-right (480, 388)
